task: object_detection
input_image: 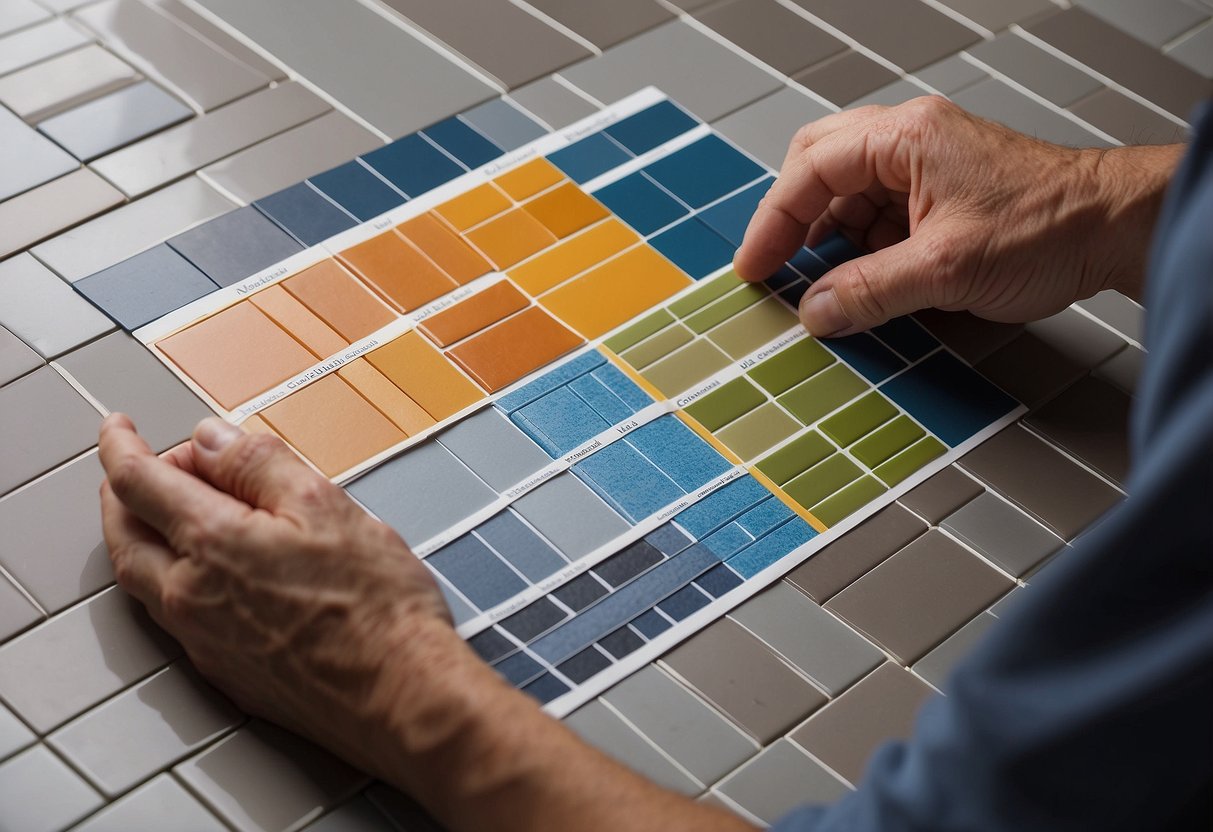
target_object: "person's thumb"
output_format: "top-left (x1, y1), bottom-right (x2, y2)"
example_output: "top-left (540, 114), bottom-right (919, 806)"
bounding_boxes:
top-left (798, 235), bottom-right (943, 337)
top-left (190, 417), bottom-right (332, 513)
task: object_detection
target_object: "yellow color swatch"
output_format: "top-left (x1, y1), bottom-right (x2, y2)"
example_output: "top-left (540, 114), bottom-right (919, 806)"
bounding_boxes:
top-left (365, 331), bottom-right (483, 421)
top-left (464, 208), bottom-right (556, 270)
top-left (434, 182), bottom-right (511, 230)
top-left (338, 358), bottom-right (436, 436)
top-left (508, 219), bottom-right (638, 295)
top-left (494, 158), bottom-right (563, 200)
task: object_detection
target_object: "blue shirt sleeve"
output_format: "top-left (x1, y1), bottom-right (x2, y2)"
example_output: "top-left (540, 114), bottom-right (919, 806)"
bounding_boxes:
top-left (773, 102), bottom-right (1213, 832)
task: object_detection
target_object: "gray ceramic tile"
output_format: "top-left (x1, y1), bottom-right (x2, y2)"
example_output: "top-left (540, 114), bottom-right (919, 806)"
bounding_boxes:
top-left (1077, 290), bottom-right (1144, 344)
top-left (787, 0), bottom-right (981, 71)
top-left (58, 331), bottom-right (214, 452)
top-left (73, 0), bottom-right (270, 112)
top-left (0, 450), bottom-right (111, 613)
top-left (175, 721), bottom-right (365, 832)
top-left (898, 465), bottom-right (984, 524)
top-left (0, 745), bottom-right (103, 832)
top-left (0, 16), bottom-right (91, 76)
top-left (0, 323), bottom-right (42, 386)
top-left (0, 572), bottom-right (41, 642)
top-left (951, 77), bottom-right (1107, 147)
top-left (913, 610), bottom-right (998, 689)
top-left (942, 491), bottom-right (1064, 576)
top-left (601, 665), bottom-right (759, 785)
top-left (362, 784), bottom-right (444, 832)
top-left (1166, 21), bottom-right (1213, 79)
top-left (192, 0), bottom-right (493, 137)
top-left (694, 0), bottom-right (845, 76)
top-left (563, 699), bottom-right (700, 794)
top-left (1070, 88), bottom-right (1187, 145)
top-left (33, 176), bottom-right (235, 283)
top-left (0, 702), bottom-right (34, 762)
top-left (0, 366), bottom-right (101, 496)
top-left (987, 584), bottom-right (1029, 618)
top-left (912, 55), bottom-right (987, 96)
top-left (511, 472), bottom-right (630, 559)
top-left (965, 32), bottom-right (1102, 107)
top-left (975, 332), bottom-right (1084, 409)
top-left (912, 309), bottom-right (1023, 364)
top-left (73, 243), bottom-right (219, 331)
top-left (850, 78), bottom-right (934, 107)
top-left (524, 0), bottom-right (674, 49)
top-left (71, 774), bottom-right (228, 832)
top-left (37, 80), bottom-right (192, 161)
top-left (201, 110), bottom-right (382, 204)
top-left (142, 0), bottom-right (286, 81)
top-left (0, 0), bottom-right (50, 36)
top-left (51, 663), bottom-right (241, 797)
top-left (785, 504), bottom-right (927, 602)
top-left (437, 407), bottom-right (549, 491)
top-left (302, 796), bottom-right (398, 832)
top-left (931, 0), bottom-right (1058, 31)
top-left (794, 50), bottom-right (899, 106)
top-left (715, 739), bottom-right (850, 824)
top-left (1026, 375), bottom-right (1133, 484)
top-left (0, 43), bottom-right (139, 122)
top-left (825, 530), bottom-right (1013, 663)
top-left (0, 586), bottom-right (180, 733)
top-left (508, 77), bottom-right (598, 129)
top-left (660, 617), bottom-right (828, 743)
top-left (1093, 344), bottom-right (1144, 397)
top-left (0, 100), bottom-right (78, 201)
top-left (346, 441), bottom-right (497, 546)
top-left (167, 205), bottom-right (303, 287)
top-left (713, 86), bottom-right (833, 170)
top-left (1027, 307), bottom-right (1127, 372)
top-left (1025, 7), bottom-right (1212, 120)
top-left (0, 167), bottom-right (125, 259)
top-left (790, 663), bottom-right (936, 784)
top-left (91, 80), bottom-right (329, 197)
top-left (1076, 0), bottom-right (1208, 48)
top-left (458, 97), bottom-right (546, 151)
top-left (559, 20), bottom-right (783, 122)
top-left (730, 582), bottom-right (883, 696)
top-left (959, 425), bottom-right (1123, 539)
top-left (378, 0), bottom-right (589, 89)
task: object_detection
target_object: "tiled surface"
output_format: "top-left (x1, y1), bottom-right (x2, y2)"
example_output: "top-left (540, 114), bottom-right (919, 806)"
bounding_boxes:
top-left (0, 0), bottom-right (1172, 827)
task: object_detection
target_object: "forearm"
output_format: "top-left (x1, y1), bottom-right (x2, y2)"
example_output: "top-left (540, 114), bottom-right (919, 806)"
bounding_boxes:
top-left (1085, 143), bottom-right (1185, 301)
top-left (373, 618), bottom-right (754, 832)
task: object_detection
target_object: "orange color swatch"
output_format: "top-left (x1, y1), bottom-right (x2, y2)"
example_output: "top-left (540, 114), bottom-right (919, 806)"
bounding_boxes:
top-left (259, 375), bottom-right (406, 477)
top-left (249, 285), bottom-right (347, 358)
top-left (433, 182), bottom-right (511, 231)
top-left (418, 281), bottom-right (529, 347)
top-left (446, 307), bottom-right (583, 393)
top-left (239, 414), bottom-right (278, 437)
top-left (540, 245), bottom-right (692, 339)
top-left (508, 219), bottom-right (638, 295)
top-left (464, 209), bottom-right (557, 270)
top-left (396, 213), bottom-right (492, 285)
top-left (494, 158), bottom-right (563, 200)
top-left (283, 259), bottom-right (395, 342)
top-left (523, 182), bottom-right (610, 238)
top-left (338, 231), bottom-right (458, 313)
top-left (365, 331), bottom-right (482, 420)
top-left (158, 303), bottom-right (316, 410)
top-left (338, 358), bottom-right (436, 436)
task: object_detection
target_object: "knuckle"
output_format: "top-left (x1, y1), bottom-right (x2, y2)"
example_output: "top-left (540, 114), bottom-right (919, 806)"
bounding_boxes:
top-left (174, 514), bottom-right (230, 555)
top-left (227, 432), bottom-right (285, 473)
top-left (900, 95), bottom-right (953, 133)
top-left (841, 261), bottom-right (890, 325)
top-left (107, 455), bottom-right (148, 499)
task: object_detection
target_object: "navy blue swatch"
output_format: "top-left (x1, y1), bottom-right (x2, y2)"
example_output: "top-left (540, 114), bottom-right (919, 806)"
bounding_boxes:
top-left (468, 628), bottom-right (514, 663)
top-left (552, 574), bottom-right (608, 612)
top-left (309, 160), bottom-right (406, 221)
top-left (548, 132), bottom-right (630, 183)
top-left (496, 651), bottom-right (544, 686)
top-left (557, 647), bottom-right (612, 684)
top-left (422, 117), bottom-right (502, 168)
top-left (873, 317), bottom-right (940, 362)
top-left (254, 183), bottom-right (357, 246)
top-left (598, 626), bottom-right (644, 659)
top-left (695, 564), bottom-right (744, 598)
top-left (698, 176), bottom-right (774, 246)
top-left (823, 332), bottom-right (907, 383)
top-left (631, 609), bottom-right (672, 639)
top-left (650, 217), bottom-right (736, 279)
top-left (594, 172), bottom-right (687, 235)
top-left (499, 597), bottom-right (567, 642)
top-left (643, 134), bottom-right (764, 208)
top-left (593, 540), bottom-right (665, 588)
top-left (361, 133), bottom-right (466, 196)
top-left (522, 673), bottom-right (569, 704)
top-left (656, 584), bottom-right (711, 621)
top-left (604, 100), bottom-right (698, 155)
top-left (880, 351), bottom-right (1018, 447)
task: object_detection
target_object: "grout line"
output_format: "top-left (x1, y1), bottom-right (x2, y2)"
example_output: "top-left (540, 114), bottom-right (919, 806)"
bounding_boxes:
top-left (549, 72), bottom-right (607, 109)
top-left (507, 0), bottom-right (602, 56)
top-left (1161, 16), bottom-right (1212, 52)
top-left (916, 0), bottom-right (995, 39)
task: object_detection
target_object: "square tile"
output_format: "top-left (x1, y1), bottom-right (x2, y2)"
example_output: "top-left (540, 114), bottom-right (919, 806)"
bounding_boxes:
top-left (897, 465), bottom-right (983, 524)
top-left (0, 254), bottom-right (114, 359)
top-left (1026, 375), bottom-right (1132, 484)
top-left (0, 365), bottom-right (101, 497)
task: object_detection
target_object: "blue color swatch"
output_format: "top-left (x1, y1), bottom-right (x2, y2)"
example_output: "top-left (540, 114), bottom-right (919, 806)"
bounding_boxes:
top-left (594, 172), bottom-right (687, 235)
top-left (254, 183), bottom-right (357, 246)
top-left (548, 132), bottom-right (631, 183)
top-left (880, 351), bottom-right (1018, 447)
top-left (650, 217), bottom-right (736, 279)
top-left (604, 100), bottom-right (698, 155)
top-left (361, 133), bottom-right (466, 196)
top-left (309, 160), bottom-right (406, 221)
top-left (643, 134), bottom-right (764, 208)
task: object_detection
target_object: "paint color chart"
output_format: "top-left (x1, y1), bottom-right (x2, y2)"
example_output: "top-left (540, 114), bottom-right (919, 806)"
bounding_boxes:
top-left (128, 89), bottom-right (1022, 715)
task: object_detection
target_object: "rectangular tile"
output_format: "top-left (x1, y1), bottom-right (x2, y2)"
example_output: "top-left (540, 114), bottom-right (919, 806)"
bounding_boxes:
top-left (71, 774), bottom-right (228, 832)
top-left (0, 17), bottom-right (92, 76)
top-left (0, 572), bottom-right (41, 642)
top-left (167, 205), bottom-right (304, 287)
top-left (457, 97), bottom-right (546, 151)
top-left (0, 324), bottom-right (42, 386)
top-left (1077, 289), bottom-right (1144, 344)
top-left (914, 54), bottom-right (988, 96)
top-left (564, 700), bottom-right (699, 795)
top-left (192, 0), bottom-right (494, 137)
top-left (0, 43), bottom-right (138, 121)
top-left (0, 587), bottom-right (180, 733)
top-left (941, 491), bottom-right (1064, 577)
top-left (716, 738), bottom-right (850, 824)
top-left (0, 167), bottom-right (124, 259)
top-left (966, 32), bottom-right (1102, 107)
top-left (0, 0), bottom-right (49, 35)
top-left (49, 663), bottom-right (242, 797)
top-left (378, 0), bottom-right (589, 88)
top-left (951, 77), bottom-right (1107, 147)
top-left (91, 80), bottom-right (330, 197)
top-left (0, 364), bottom-right (101, 496)
top-left (932, 0), bottom-right (1058, 31)
top-left (795, 49), bottom-right (899, 106)
top-left (1025, 7), bottom-right (1212, 119)
top-left (75, 243), bottom-right (219, 331)
top-left (36, 79), bottom-right (192, 162)
top-left (694, 0), bottom-right (845, 76)
top-left (0, 98), bottom-right (78, 200)
top-left (1025, 374), bottom-right (1132, 485)
top-left (523, 0), bottom-right (674, 49)
top-left (788, 0), bottom-right (980, 70)
top-left (202, 111), bottom-right (383, 204)
top-left (897, 464), bottom-right (983, 524)
top-left (0, 702), bottom-right (34, 763)
top-left (712, 86), bottom-right (834, 170)
top-left (0, 450), bottom-right (110, 613)
top-left (0, 745), bottom-right (103, 832)
top-left (447, 307), bottom-right (583, 392)
top-left (1069, 87), bottom-right (1187, 145)
top-left (1077, 0), bottom-right (1209, 48)
top-left (74, 0), bottom-right (271, 111)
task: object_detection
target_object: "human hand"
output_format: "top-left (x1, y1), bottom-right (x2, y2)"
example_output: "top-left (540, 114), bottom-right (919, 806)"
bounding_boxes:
top-left (734, 96), bottom-right (1181, 337)
top-left (97, 413), bottom-right (482, 782)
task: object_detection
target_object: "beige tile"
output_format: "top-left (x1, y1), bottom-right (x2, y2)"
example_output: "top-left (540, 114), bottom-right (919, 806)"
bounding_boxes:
top-left (0, 43), bottom-right (138, 121)
top-left (0, 168), bottom-right (125, 259)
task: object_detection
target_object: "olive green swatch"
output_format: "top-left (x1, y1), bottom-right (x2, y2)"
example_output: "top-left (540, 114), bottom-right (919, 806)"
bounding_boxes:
top-left (668, 270), bottom-right (743, 318)
top-left (748, 338), bottom-right (835, 395)
top-left (621, 322), bottom-right (693, 369)
top-left (783, 453), bottom-right (861, 508)
top-left (778, 364), bottom-right (868, 425)
top-left (874, 436), bottom-right (946, 486)
top-left (642, 339), bottom-right (732, 397)
top-left (604, 308), bottom-right (674, 353)
top-left (684, 377), bottom-right (766, 431)
top-left (716, 402), bottom-right (799, 459)
top-left (851, 416), bottom-right (925, 468)
top-left (755, 430), bottom-right (834, 485)
top-left (819, 392), bottom-right (898, 447)
top-left (811, 476), bottom-right (887, 526)
top-left (707, 297), bottom-right (798, 359)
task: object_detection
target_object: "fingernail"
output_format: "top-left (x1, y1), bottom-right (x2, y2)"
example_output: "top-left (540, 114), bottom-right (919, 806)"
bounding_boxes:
top-left (194, 418), bottom-right (241, 452)
top-left (800, 289), bottom-right (852, 337)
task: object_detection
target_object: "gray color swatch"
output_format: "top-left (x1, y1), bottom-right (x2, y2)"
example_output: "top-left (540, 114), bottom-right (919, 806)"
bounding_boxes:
top-left (0, 167), bottom-right (125, 260)
top-left (912, 610), bottom-right (999, 689)
top-left (951, 77), bottom-right (1107, 146)
top-left (966, 32), bottom-right (1102, 107)
top-left (0, 101), bottom-right (78, 201)
top-left (0, 16), bottom-right (91, 76)
top-left (0, 702), bottom-right (34, 763)
top-left (713, 86), bottom-right (833, 170)
top-left (166, 205), bottom-right (303, 287)
top-left (913, 55), bottom-right (988, 96)
top-left (74, 243), bottom-right (219, 331)
top-left (1076, 0), bottom-right (1209, 48)
top-left (437, 407), bottom-right (550, 491)
top-left (0, 572), bottom-right (41, 642)
top-left (1070, 88), bottom-right (1187, 146)
top-left (931, 0), bottom-right (1058, 31)
top-left (942, 491), bottom-right (1065, 576)
top-left (524, 0), bottom-right (673, 50)
top-left (796, 50), bottom-right (900, 106)
top-left (1026, 375), bottom-right (1133, 485)
top-left (565, 699), bottom-right (699, 794)
top-left (508, 77), bottom-right (598, 129)
top-left (512, 472), bottom-right (630, 560)
top-left (0, 324), bottom-right (41, 386)
top-left (716, 738), bottom-right (850, 823)
top-left (898, 465), bottom-right (983, 524)
top-left (458, 98), bottom-right (547, 151)
top-left (694, 0), bottom-right (845, 77)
